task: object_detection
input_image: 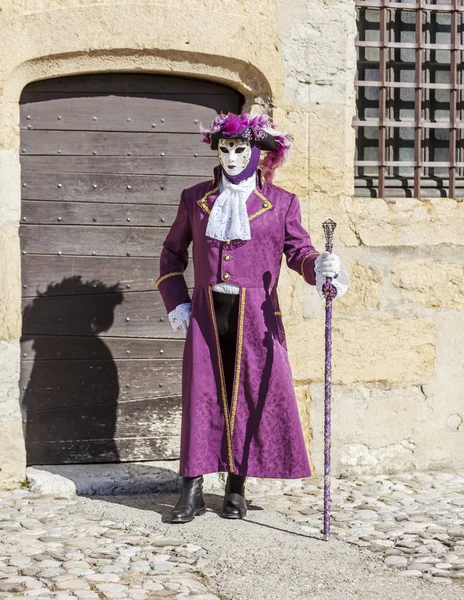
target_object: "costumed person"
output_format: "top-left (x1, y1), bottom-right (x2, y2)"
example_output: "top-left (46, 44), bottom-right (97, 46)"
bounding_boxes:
top-left (155, 112), bottom-right (350, 524)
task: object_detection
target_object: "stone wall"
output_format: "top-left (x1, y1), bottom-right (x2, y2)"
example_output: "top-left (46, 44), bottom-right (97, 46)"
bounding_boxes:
top-left (275, 0), bottom-right (463, 477)
top-left (0, 0), bottom-right (462, 485)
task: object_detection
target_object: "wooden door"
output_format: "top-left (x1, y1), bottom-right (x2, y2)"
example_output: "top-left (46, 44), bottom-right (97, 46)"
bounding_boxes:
top-left (19, 73), bottom-right (242, 465)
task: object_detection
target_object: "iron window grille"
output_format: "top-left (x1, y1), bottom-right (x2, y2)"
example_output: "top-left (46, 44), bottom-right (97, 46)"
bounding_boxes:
top-left (355, 0), bottom-right (464, 199)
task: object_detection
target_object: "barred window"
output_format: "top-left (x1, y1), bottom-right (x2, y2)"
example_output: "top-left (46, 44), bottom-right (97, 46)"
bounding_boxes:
top-left (355, 0), bottom-right (464, 199)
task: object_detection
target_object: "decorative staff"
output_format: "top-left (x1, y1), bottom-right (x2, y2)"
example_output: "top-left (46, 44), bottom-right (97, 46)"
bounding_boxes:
top-left (321, 219), bottom-right (338, 541)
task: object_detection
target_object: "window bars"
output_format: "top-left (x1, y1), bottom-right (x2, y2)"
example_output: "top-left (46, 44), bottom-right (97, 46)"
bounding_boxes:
top-left (355, 0), bottom-right (464, 199)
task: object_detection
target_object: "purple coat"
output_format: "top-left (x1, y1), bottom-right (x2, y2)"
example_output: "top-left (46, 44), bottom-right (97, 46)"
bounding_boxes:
top-left (156, 167), bottom-right (320, 479)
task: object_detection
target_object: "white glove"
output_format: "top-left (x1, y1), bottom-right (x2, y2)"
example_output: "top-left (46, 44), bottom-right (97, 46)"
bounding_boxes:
top-left (314, 253), bottom-right (350, 299)
top-left (168, 302), bottom-right (191, 335)
top-left (319, 251), bottom-right (341, 278)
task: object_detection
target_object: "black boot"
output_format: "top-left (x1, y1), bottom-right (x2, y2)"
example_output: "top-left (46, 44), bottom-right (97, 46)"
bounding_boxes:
top-left (221, 472), bottom-right (247, 519)
top-left (170, 475), bottom-right (206, 524)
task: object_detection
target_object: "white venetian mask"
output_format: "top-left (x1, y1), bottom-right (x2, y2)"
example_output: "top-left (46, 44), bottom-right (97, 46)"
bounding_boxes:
top-left (218, 138), bottom-right (252, 177)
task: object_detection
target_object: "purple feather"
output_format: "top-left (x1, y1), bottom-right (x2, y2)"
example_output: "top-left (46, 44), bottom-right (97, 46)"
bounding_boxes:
top-left (200, 111), bottom-right (294, 181)
top-left (221, 113), bottom-right (247, 136)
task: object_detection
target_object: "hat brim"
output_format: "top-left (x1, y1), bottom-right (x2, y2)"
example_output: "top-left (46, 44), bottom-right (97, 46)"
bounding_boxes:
top-left (210, 131), bottom-right (277, 152)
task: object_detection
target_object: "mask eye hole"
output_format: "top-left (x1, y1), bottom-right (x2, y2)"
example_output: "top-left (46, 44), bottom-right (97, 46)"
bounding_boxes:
top-left (235, 147), bottom-right (246, 154)
top-left (219, 146), bottom-right (229, 154)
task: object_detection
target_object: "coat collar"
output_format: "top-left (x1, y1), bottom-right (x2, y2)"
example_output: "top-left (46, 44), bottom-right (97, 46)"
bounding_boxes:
top-left (197, 165), bottom-right (272, 221)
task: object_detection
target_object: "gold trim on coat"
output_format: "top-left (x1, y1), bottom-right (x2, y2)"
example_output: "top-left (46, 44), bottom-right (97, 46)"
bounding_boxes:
top-left (249, 190), bottom-right (273, 220)
top-left (198, 187), bottom-right (219, 215)
top-left (198, 187), bottom-right (273, 222)
top-left (155, 271), bottom-right (184, 288)
top-left (301, 252), bottom-right (320, 283)
top-left (207, 285), bottom-right (235, 473)
top-left (230, 287), bottom-right (246, 436)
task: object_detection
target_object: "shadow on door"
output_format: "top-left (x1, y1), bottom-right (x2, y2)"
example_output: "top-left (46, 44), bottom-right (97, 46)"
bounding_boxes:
top-left (21, 276), bottom-right (123, 464)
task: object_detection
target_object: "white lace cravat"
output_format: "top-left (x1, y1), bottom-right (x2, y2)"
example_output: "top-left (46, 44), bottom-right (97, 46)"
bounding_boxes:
top-left (205, 172), bottom-right (256, 242)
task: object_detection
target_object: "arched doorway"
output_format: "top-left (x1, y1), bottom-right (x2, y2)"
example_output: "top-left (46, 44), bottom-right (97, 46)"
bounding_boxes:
top-left (19, 73), bottom-right (242, 465)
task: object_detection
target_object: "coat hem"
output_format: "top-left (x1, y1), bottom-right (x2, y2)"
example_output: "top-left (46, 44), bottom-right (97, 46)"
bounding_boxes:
top-left (179, 465), bottom-right (313, 479)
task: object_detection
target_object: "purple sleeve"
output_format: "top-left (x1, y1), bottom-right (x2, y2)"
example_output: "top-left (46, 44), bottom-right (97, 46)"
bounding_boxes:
top-left (283, 194), bottom-right (320, 286)
top-left (156, 190), bottom-right (192, 313)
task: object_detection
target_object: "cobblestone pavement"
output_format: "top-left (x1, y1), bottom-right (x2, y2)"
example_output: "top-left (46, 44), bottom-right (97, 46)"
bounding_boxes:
top-left (247, 470), bottom-right (464, 584)
top-left (0, 470), bottom-right (463, 599)
top-left (0, 488), bottom-right (221, 600)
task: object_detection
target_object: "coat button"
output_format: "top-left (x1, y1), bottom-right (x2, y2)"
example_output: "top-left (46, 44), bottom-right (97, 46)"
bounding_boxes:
top-left (262, 202), bottom-right (269, 208)
top-left (224, 254), bottom-right (231, 261)
top-left (225, 240), bottom-right (231, 245)
top-left (223, 272), bottom-right (230, 280)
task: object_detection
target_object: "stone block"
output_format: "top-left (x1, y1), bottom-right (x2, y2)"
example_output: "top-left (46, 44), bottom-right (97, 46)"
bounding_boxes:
top-left (0, 339), bottom-right (21, 422)
top-left (346, 198), bottom-right (464, 247)
top-left (0, 102), bottom-right (20, 151)
top-left (26, 461), bottom-right (223, 495)
top-left (336, 262), bottom-right (383, 313)
top-left (0, 340), bottom-right (23, 483)
top-left (281, 1), bottom-right (357, 106)
top-left (294, 384), bottom-right (317, 475)
top-left (0, 418), bottom-right (26, 487)
top-left (309, 192), bottom-right (360, 248)
top-left (0, 150), bottom-right (20, 223)
top-left (0, 223), bottom-right (21, 341)
top-left (294, 384), bottom-right (312, 446)
top-left (308, 384), bottom-right (429, 476)
top-left (391, 259), bottom-right (464, 309)
top-left (285, 317), bottom-right (435, 384)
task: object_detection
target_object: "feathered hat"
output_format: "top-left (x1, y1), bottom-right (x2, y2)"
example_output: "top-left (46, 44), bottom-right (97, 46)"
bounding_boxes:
top-left (200, 112), bottom-right (294, 182)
